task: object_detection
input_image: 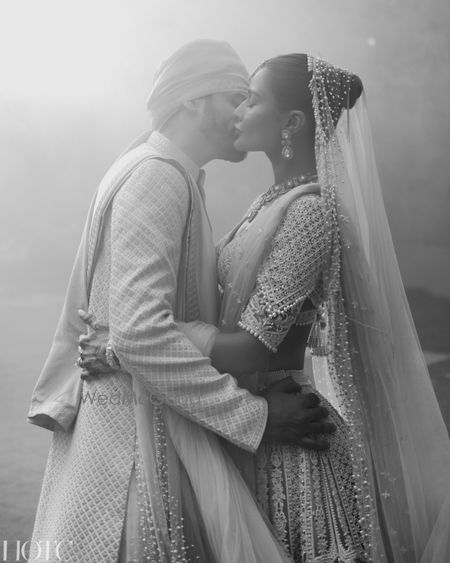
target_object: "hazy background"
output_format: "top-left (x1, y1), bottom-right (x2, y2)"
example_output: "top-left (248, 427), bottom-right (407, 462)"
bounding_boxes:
top-left (1, 0), bottom-right (449, 552)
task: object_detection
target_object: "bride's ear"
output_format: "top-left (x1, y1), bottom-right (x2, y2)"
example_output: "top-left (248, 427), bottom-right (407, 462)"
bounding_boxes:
top-left (282, 110), bottom-right (305, 134)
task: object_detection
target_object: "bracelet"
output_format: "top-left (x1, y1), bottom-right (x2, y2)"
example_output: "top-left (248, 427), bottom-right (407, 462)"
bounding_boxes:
top-left (105, 344), bottom-right (121, 369)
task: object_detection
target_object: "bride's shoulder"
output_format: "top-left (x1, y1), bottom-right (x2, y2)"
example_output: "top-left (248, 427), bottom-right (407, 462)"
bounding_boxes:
top-left (285, 192), bottom-right (324, 222)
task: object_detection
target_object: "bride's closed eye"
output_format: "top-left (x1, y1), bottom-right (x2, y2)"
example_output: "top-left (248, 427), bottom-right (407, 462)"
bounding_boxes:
top-left (245, 90), bottom-right (259, 108)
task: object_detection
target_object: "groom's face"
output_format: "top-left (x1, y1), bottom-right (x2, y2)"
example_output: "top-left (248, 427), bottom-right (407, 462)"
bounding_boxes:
top-left (201, 92), bottom-right (248, 162)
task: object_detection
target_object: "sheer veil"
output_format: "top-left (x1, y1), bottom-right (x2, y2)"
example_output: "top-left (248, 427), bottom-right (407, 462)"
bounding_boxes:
top-left (308, 56), bottom-right (450, 562)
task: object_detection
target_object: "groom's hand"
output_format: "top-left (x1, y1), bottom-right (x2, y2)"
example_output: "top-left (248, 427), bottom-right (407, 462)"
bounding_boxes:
top-left (261, 377), bottom-right (335, 450)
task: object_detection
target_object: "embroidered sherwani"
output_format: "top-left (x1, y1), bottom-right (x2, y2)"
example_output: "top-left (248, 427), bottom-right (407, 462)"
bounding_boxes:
top-left (29, 133), bottom-right (269, 563)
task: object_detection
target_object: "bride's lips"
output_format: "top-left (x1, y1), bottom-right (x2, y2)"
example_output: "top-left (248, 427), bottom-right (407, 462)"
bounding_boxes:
top-left (233, 125), bottom-right (242, 138)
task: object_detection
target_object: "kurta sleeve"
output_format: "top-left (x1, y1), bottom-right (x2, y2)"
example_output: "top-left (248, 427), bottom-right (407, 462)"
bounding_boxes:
top-left (238, 195), bottom-right (328, 352)
top-left (109, 159), bottom-right (267, 452)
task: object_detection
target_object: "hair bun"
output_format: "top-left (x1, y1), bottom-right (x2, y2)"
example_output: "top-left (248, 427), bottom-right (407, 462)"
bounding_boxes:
top-left (348, 74), bottom-right (363, 109)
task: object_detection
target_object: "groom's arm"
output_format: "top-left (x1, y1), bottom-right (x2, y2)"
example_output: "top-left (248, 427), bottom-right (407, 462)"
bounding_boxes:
top-left (108, 158), bottom-right (267, 452)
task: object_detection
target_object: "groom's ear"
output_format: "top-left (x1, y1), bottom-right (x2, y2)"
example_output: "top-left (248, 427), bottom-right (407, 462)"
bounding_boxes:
top-left (282, 110), bottom-right (305, 134)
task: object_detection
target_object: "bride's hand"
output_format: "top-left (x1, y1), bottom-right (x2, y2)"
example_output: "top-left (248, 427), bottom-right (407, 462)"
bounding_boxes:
top-left (77, 310), bottom-right (116, 380)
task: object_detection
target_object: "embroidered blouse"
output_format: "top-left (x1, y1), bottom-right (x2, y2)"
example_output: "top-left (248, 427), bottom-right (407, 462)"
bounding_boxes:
top-left (218, 194), bottom-right (328, 352)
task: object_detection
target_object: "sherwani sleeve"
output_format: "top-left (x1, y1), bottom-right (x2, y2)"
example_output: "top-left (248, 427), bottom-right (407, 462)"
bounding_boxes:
top-left (109, 159), bottom-right (267, 452)
top-left (239, 195), bottom-right (328, 352)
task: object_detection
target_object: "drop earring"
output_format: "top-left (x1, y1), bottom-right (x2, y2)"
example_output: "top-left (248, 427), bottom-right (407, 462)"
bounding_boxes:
top-left (281, 129), bottom-right (294, 160)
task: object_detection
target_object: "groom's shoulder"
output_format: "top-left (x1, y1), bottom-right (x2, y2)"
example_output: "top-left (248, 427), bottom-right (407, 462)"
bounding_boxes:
top-left (115, 155), bottom-right (188, 197)
top-left (127, 156), bottom-right (188, 191)
top-left (113, 156), bottom-right (190, 213)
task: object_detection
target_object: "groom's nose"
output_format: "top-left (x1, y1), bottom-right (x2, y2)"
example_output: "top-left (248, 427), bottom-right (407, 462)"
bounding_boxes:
top-left (233, 100), bottom-right (245, 121)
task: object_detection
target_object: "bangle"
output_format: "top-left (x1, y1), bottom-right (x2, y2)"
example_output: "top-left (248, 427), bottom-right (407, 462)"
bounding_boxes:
top-left (105, 344), bottom-right (120, 369)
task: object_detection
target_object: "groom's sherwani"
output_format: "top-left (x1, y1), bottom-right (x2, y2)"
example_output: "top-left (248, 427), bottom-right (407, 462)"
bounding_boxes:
top-left (29, 132), bottom-right (267, 562)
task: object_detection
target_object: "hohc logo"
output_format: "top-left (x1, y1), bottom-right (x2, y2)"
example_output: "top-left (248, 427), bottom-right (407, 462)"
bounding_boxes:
top-left (1, 540), bottom-right (73, 561)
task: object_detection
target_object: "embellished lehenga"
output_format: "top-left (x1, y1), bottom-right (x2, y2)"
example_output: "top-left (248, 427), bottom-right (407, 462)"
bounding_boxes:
top-left (216, 193), bottom-right (369, 562)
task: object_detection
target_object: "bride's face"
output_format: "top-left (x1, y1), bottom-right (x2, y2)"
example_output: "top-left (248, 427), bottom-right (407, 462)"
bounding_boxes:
top-left (233, 68), bottom-right (283, 155)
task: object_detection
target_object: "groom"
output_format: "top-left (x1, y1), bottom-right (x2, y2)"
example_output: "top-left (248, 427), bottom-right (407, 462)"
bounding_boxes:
top-left (28, 40), bottom-right (332, 561)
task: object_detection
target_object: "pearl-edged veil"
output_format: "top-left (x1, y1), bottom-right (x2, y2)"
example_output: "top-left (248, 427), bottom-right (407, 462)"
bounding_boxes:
top-left (308, 55), bottom-right (450, 562)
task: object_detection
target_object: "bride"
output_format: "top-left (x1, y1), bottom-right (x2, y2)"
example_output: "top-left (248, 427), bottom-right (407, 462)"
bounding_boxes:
top-left (80, 53), bottom-right (450, 562)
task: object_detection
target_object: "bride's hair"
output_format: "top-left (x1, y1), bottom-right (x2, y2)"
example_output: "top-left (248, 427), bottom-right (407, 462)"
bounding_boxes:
top-left (254, 54), bottom-right (363, 133)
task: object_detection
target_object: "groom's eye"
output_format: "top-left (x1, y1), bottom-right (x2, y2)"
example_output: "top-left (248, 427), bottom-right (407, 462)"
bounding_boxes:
top-left (228, 93), bottom-right (247, 108)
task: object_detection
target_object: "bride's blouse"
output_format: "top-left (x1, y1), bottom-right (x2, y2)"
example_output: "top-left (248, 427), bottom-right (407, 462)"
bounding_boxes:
top-left (217, 194), bottom-right (329, 352)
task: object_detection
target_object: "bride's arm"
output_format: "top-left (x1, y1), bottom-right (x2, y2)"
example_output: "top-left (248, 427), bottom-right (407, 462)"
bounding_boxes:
top-left (177, 320), bottom-right (270, 375)
top-left (177, 323), bottom-right (312, 378)
top-left (212, 329), bottom-right (271, 375)
top-left (77, 315), bottom-right (270, 377)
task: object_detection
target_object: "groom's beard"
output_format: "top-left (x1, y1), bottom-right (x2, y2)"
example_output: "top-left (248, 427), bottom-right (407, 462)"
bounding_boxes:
top-left (201, 100), bottom-right (248, 163)
top-left (205, 124), bottom-right (248, 163)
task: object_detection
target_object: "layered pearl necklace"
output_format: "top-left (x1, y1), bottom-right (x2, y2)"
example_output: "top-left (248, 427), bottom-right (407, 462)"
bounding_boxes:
top-left (246, 173), bottom-right (318, 222)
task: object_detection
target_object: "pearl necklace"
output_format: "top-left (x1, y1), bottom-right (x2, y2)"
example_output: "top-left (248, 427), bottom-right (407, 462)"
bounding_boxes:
top-left (246, 173), bottom-right (318, 222)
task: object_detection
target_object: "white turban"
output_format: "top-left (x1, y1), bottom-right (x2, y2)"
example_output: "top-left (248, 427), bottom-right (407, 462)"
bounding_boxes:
top-left (147, 39), bottom-right (249, 129)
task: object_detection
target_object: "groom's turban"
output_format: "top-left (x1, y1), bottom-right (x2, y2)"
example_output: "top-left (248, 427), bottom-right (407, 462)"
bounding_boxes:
top-left (147, 39), bottom-right (249, 129)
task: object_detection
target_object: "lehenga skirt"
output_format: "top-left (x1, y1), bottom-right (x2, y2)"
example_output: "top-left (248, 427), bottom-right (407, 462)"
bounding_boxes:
top-left (254, 370), bottom-right (368, 563)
